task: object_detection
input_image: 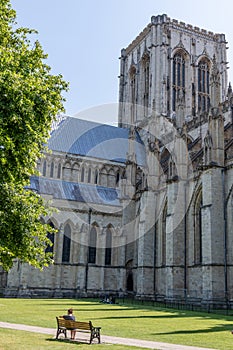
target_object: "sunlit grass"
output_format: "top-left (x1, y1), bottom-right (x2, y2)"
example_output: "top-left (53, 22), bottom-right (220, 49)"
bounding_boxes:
top-left (0, 298), bottom-right (233, 349)
top-left (0, 328), bottom-right (147, 350)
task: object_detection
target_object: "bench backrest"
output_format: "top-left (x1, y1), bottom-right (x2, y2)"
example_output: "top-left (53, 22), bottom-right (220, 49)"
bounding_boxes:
top-left (57, 317), bottom-right (92, 331)
top-left (72, 320), bottom-right (91, 330)
top-left (56, 317), bottom-right (67, 328)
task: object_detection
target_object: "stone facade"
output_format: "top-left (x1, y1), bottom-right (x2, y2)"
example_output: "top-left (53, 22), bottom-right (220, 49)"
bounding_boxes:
top-left (2, 14), bottom-right (233, 306)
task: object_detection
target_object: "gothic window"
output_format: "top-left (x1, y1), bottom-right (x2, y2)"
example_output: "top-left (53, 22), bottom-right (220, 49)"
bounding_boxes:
top-left (88, 226), bottom-right (97, 264)
top-left (141, 55), bottom-right (150, 116)
top-left (72, 163), bottom-right (79, 181)
top-left (172, 52), bottom-right (186, 112)
top-left (116, 172), bottom-right (120, 186)
top-left (87, 168), bottom-right (91, 183)
top-left (129, 66), bottom-right (136, 105)
top-left (99, 168), bottom-right (108, 187)
top-left (168, 158), bottom-right (176, 179)
top-left (94, 169), bottom-right (99, 184)
top-left (192, 83), bottom-right (196, 116)
top-left (108, 169), bottom-right (115, 187)
top-left (129, 65), bottom-right (137, 122)
top-left (45, 222), bottom-right (55, 254)
top-left (81, 167), bottom-right (85, 182)
top-left (126, 259), bottom-right (133, 291)
top-left (198, 58), bottom-right (210, 113)
top-left (127, 273), bottom-right (133, 291)
top-left (194, 190), bottom-right (203, 264)
top-left (63, 162), bottom-right (71, 181)
top-left (161, 202), bottom-right (167, 266)
top-left (50, 161), bottom-right (54, 178)
top-left (42, 160), bottom-right (46, 177)
top-left (105, 227), bottom-right (112, 265)
top-left (62, 224), bottom-right (71, 263)
top-left (57, 163), bottom-right (61, 178)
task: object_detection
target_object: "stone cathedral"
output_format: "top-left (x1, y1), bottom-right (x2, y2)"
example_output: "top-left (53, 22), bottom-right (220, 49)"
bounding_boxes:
top-left (1, 14), bottom-right (233, 306)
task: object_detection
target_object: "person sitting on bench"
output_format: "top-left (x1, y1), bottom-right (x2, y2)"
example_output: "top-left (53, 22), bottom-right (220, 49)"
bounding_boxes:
top-left (63, 308), bottom-right (76, 339)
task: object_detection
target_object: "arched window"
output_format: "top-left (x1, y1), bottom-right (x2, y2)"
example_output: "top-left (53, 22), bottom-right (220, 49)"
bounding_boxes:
top-left (62, 224), bottom-right (71, 263)
top-left (129, 66), bottom-right (136, 121)
top-left (127, 273), bottom-right (133, 291)
top-left (57, 163), bottom-right (61, 178)
top-left (129, 66), bottom-right (136, 102)
top-left (142, 56), bottom-right (150, 116)
top-left (88, 226), bottom-right (97, 264)
top-left (161, 202), bottom-right (167, 266)
top-left (94, 169), bottom-right (99, 185)
top-left (108, 169), bottom-right (115, 187)
top-left (87, 168), bottom-right (91, 183)
top-left (172, 52), bottom-right (186, 112)
top-left (45, 222), bottom-right (55, 254)
top-left (105, 227), bottom-right (112, 265)
top-left (42, 160), bottom-right (47, 177)
top-left (50, 161), bottom-right (54, 178)
top-left (168, 158), bottom-right (176, 180)
top-left (194, 190), bottom-right (203, 264)
top-left (81, 167), bottom-right (85, 182)
top-left (198, 58), bottom-right (210, 113)
top-left (116, 172), bottom-right (120, 186)
top-left (72, 163), bottom-right (79, 181)
top-left (63, 162), bottom-right (71, 181)
top-left (99, 168), bottom-right (108, 187)
top-left (126, 260), bottom-right (134, 292)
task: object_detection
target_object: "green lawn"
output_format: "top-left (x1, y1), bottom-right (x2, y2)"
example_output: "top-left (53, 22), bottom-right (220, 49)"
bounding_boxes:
top-left (0, 298), bottom-right (233, 349)
top-left (0, 328), bottom-right (147, 350)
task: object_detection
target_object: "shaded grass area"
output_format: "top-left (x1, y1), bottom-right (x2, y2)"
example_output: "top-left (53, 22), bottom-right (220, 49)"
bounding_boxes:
top-left (0, 298), bottom-right (233, 349)
top-left (0, 328), bottom-right (147, 350)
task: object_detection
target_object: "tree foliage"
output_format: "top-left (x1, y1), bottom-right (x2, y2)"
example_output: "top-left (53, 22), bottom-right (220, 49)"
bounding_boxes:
top-left (0, 0), bottom-right (68, 270)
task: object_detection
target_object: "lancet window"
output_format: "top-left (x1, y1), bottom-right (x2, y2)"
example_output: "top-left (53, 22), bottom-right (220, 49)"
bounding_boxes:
top-left (198, 58), bottom-right (210, 113)
top-left (172, 51), bottom-right (186, 112)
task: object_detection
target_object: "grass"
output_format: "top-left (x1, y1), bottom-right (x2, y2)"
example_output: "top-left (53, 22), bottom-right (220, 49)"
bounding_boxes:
top-left (0, 328), bottom-right (147, 350)
top-left (0, 298), bottom-right (233, 349)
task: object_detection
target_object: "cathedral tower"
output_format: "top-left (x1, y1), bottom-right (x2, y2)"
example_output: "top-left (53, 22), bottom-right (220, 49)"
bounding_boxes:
top-left (118, 14), bottom-right (228, 128)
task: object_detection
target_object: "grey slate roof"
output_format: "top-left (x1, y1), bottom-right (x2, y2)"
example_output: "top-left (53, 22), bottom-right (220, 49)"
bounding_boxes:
top-left (48, 117), bottom-right (146, 165)
top-left (30, 176), bottom-right (121, 206)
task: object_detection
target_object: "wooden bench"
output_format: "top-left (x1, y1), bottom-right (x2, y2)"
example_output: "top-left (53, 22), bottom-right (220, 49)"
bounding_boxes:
top-left (56, 317), bottom-right (101, 344)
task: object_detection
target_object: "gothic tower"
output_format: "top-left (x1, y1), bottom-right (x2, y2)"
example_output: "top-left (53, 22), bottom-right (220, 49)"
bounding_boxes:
top-left (119, 15), bottom-right (232, 304)
top-left (118, 14), bottom-right (228, 128)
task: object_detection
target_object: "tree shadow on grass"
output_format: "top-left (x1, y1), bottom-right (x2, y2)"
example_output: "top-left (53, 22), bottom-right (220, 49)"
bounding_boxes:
top-left (51, 307), bottom-right (130, 312)
top-left (154, 324), bottom-right (233, 336)
top-left (99, 314), bottom-right (191, 320)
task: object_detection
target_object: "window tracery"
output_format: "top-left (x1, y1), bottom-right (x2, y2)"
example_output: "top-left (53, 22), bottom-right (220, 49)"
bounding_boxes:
top-left (141, 54), bottom-right (150, 116)
top-left (50, 161), bottom-right (54, 178)
top-left (62, 224), bottom-right (71, 263)
top-left (88, 226), bottom-right (97, 264)
top-left (105, 227), bottom-right (112, 265)
top-left (194, 189), bottom-right (203, 264)
top-left (198, 58), bottom-right (210, 113)
top-left (172, 51), bottom-right (186, 112)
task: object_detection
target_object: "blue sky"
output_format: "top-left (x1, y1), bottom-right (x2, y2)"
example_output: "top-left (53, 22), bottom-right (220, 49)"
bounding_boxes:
top-left (11, 0), bottom-right (233, 124)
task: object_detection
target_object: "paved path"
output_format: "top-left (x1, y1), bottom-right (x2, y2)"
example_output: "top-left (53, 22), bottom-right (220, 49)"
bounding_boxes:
top-left (0, 321), bottom-right (216, 350)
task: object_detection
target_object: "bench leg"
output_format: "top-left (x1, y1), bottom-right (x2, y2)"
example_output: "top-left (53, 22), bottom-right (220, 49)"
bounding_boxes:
top-left (56, 329), bottom-right (67, 339)
top-left (90, 328), bottom-right (101, 344)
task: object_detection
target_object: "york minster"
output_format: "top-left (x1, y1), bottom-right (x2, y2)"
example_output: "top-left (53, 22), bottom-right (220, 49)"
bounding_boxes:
top-left (1, 14), bottom-right (233, 307)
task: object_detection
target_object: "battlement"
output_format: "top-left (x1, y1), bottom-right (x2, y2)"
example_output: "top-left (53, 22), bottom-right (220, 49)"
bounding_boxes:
top-left (151, 14), bottom-right (225, 42)
top-left (167, 16), bottom-right (225, 42)
top-left (124, 14), bottom-right (226, 55)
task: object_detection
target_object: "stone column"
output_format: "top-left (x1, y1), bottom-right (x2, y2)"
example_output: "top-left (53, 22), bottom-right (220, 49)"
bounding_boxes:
top-left (136, 190), bottom-right (157, 298)
top-left (201, 167), bottom-right (225, 301)
top-left (168, 183), bottom-right (184, 296)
